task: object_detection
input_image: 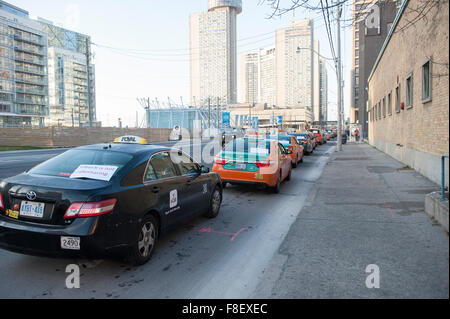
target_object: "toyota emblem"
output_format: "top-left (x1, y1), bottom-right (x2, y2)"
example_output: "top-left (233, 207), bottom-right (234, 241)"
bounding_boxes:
top-left (26, 191), bottom-right (37, 201)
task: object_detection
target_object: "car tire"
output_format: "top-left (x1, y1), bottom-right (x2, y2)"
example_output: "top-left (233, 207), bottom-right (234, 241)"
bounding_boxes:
top-left (127, 214), bottom-right (159, 266)
top-left (286, 167), bottom-right (292, 181)
top-left (203, 186), bottom-right (222, 219)
top-left (300, 155), bottom-right (303, 163)
top-left (292, 155), bottom-right (298, 168)
top-left (273, 172), bottom-right (281, 193)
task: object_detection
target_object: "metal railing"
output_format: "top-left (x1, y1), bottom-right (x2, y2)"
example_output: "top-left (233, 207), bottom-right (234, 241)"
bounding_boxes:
top-left (442, 155), bottom-right (449, 201)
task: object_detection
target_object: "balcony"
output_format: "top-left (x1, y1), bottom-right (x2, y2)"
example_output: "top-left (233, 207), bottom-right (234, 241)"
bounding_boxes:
top-left (15, 98), bottom-right (47, 106)
top-left (15, 76), bottom-right (47, 86)
top-left (15, 87), bottom-right (47, 96)
top-left (13, 34), bottom-right (45, 46)
top-left (14, 65), bottom-right (46, 76)
top-left (14, 44), bottom-right (46, 56)
top-left (14, 55), bottom-right (45, 66)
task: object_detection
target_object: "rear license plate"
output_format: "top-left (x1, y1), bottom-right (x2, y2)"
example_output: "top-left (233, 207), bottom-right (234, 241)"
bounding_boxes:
top-left (20, 201), bottom-right (45, 218)
top-left (61, 237), bottom-right (80, 250)
top-left (236, 163), bottom-right (247, 170)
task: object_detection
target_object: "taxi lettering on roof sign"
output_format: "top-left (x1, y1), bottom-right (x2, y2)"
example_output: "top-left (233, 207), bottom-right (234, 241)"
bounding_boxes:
top-left (114, 136), bottom-right (148, 144)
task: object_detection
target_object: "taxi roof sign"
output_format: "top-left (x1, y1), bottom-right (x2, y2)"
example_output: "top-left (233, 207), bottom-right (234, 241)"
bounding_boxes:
top-left (114, 136), bottom-right (148, 144)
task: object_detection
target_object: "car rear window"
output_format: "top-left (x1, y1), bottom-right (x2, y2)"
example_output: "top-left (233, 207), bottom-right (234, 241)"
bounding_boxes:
top-left (311, 130), bottom-right (319, 134)
top-left (292, 134), bottom-right (306, 140)
top-left (29, 149), bottom-right (133, 178)
top-left (224, 139), bottom-right (271, 155)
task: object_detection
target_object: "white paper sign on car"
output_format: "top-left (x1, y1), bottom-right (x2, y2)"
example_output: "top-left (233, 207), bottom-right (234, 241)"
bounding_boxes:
top-left (70, 165), bottom-right (118, 182)
top-left (250, 147), bottom-right (269, 155)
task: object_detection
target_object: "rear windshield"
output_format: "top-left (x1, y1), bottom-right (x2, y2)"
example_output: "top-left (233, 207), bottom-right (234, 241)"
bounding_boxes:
top-left (311, 130), bottom-right (320, 134)
top-left (268, 135), bottom-right (291, 142)
top-left (292, 134), bottom-right (307, 140)
top-left (29, 149), bottom-right (133, 178)
top-left (224, 139), bottom-right (271, 155)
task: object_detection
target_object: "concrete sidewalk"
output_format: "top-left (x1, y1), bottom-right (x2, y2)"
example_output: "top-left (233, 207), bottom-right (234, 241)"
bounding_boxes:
top-left (253, 142), bottom-right (449, 299)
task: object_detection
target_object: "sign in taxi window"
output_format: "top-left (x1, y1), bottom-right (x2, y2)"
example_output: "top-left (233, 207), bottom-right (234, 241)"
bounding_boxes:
top-left (250, 147), bottom-right (269, 155)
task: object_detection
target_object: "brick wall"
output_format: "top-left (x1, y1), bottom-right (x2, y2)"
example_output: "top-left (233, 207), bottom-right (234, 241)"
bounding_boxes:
top-left (0, 127), bottom-right (171, 148)
top-left (368, 0), bottom-right (449, 186)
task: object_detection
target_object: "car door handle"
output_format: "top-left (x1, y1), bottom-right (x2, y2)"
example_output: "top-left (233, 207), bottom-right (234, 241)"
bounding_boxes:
top-left (151, 186), bottom-right (160, 193)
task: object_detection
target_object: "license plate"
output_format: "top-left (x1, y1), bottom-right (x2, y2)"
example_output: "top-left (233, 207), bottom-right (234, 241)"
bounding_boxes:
top-left (6, 210), bottom-right (19, 219)
top-left (236, 163), bottom-right (247, 170)
top-left (20, 201), bottom-right (45, 218)
top-left (61, 237), bottom-right (80, 250)
top-left (254, 173), bottom-right (263, 180)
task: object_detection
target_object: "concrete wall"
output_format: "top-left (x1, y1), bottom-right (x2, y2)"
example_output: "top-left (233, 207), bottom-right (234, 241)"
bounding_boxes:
top-left (368, 0), bottom-right (449, 187)
top-left (0, 127), bottom-right (171, 148)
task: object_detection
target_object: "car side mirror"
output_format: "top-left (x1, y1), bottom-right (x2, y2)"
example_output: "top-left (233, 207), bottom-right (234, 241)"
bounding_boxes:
top-left (201, 166), bottom-right (210, 174)
top-left (286, 150), bottom-right (293, 155)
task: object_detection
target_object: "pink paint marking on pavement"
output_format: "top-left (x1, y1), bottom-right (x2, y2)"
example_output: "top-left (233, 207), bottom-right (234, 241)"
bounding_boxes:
top-left (383, 203), bottom-right (396, 218)
top-left (230, 228), bottom-right (246, 242)
top-left (199, 227), bottom-right (246, 242)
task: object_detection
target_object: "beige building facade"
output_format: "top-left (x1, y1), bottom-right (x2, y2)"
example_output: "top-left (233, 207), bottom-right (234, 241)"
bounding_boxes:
top-left (368, 0), bottom-right (449, 187)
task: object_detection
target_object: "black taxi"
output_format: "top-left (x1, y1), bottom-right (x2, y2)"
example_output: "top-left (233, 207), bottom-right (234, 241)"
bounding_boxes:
top-left (0, 136), bottom-right (223, 265)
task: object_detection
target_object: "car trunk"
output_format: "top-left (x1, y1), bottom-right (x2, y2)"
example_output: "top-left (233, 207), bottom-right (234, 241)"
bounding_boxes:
top-left (2, 174), bottom-right (110, 226)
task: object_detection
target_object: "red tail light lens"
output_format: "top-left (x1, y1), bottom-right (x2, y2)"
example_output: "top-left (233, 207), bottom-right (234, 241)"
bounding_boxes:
top-left (214, 157), bottom-right (229, 165)
top-left (255, 161), bottom-right (271, 168)
top-left (64, 199), bottom-right (117, 219)
top-left (288, 146), bottom-right (294, 151)
top-left (0, 193), bottom-right (4, 210)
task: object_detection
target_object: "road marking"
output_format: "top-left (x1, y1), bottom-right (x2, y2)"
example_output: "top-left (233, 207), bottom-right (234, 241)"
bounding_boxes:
top-left (383, 203), bottom-right (396, 218)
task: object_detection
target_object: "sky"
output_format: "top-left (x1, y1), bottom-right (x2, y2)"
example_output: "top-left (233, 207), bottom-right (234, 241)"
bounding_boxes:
top-left (11, 0), bottom-right (352, 128)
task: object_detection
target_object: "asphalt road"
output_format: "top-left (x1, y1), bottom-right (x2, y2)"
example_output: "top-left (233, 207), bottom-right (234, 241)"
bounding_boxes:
top-left (0, 140), bottom-right (335, 299)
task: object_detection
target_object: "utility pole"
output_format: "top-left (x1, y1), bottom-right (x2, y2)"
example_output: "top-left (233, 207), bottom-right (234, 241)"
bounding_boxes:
top-left (217, 97), bottom-right (220, 130)
top-left (208, 97), bottom-right (211, 129)
top-left (336, 2), bottom-right (343, 152)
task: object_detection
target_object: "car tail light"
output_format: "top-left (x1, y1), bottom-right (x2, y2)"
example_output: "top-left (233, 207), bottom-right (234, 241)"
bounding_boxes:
top-left (214, 157), bottom-right (229, 165)
top-left (288, 146), bottom-right (294, 151)
top-left (0, 193), bottom-right (4, 210)
top-left (255, 161), bottom-right (271, 168)
top-left (64, 199), bottom-right (117, 219)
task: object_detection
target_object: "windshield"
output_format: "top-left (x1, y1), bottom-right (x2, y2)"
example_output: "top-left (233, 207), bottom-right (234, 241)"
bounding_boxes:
top-left (311, 130), bottom-right (320, 134)
top-left (29, 149), bottom-right (133, 178)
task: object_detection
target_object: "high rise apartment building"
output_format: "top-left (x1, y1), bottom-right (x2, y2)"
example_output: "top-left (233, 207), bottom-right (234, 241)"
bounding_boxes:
top-left (0, 1), bottom-right (48, 127)
top-left (275, 19), bottom-right (316, 122)
top-left (190, 0), bottom-right (242, 107)
top-left (39, 20), bottom-right (96, 127)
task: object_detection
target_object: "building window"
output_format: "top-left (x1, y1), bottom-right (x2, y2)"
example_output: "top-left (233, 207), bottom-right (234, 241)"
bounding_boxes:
top-left (355, 22), bottom-right (359, 30)
top-left (406, 74), bottom-right (413, 108)
top-left (355, 50), bottom-right (359, 57)
top-left (355, 58), bottom-right (359, 66)
top-left (378, 102), bottom-right (381, 119)
top-left (355, 40), bottom-right (359, 48)
top-left (355, 31), bottom-right (359, 39)
top-left (395, 85), bottom-right (401, 112)
top-left (387, 92), bottom-right (392, 115)
top-left (422, 59), bottom-right (431, 103)
top-left (355, 67), bottom-right (359, 76)
top-left (382, 97), bottom-right (386, 117)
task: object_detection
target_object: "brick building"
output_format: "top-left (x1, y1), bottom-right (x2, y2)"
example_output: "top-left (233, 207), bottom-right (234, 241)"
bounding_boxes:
top-left (368, 0), bottom-right (449, 187)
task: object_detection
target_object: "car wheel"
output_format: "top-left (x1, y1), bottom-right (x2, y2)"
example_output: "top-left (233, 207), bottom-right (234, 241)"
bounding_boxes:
top-left (286, 167), bottom-right (292, 181)
top-left (300, 154), bottom-right (303, 163)
top-left (127, 214), bottom-right (158, 266)
top-left (273, 172), bottom-right (281, 193)
top-left (292, 155), bottom-right (298, 168)
top-left (204, 186), bottom-right (222, 219)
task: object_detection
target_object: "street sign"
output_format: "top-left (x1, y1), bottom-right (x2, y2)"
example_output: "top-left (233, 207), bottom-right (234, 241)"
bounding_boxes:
top-left (277, 116), bottom-right (283, 124)
top-left (222, 112), bottom-right (231, 127)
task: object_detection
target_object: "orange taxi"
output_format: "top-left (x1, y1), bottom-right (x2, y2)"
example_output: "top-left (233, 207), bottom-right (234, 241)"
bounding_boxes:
top-left (267, 134), bottom-right (304, 168)
top-left (212, 138), bottom-right (292, 193)
top-left (310, 128), bottom-right (324, 145)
